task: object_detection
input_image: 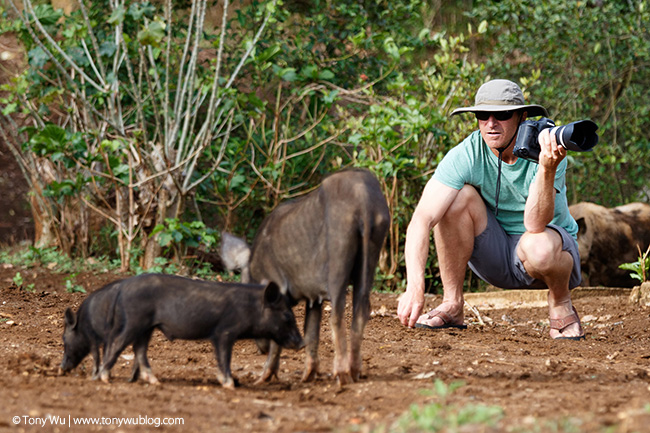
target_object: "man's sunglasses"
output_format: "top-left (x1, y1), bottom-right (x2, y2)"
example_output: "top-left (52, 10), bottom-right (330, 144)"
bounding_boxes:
top-left (475, 111), bottom-right (515, 121)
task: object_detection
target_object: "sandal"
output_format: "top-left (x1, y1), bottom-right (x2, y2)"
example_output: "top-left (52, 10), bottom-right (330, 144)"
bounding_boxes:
top-left (550, 306), bottom-right (585, 340)
top-left (415, 308), bottom-right (468, 330)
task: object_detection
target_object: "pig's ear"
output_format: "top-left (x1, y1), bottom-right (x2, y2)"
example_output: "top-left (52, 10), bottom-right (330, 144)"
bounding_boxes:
top-left (575, 217), bottom-right (586, 235)
top-left (263, 281), bottom-right (282, 306)
top-left (64, 308), bottom-right (78, 329)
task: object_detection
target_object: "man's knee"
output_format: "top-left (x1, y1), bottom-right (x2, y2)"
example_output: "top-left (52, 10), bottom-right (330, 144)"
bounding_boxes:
top-left (442, 185), bottom-right (484, 219)
top-left (518, 229), bottom-right (563, 268)
top-left (438, 185), bottom-right (487, 236)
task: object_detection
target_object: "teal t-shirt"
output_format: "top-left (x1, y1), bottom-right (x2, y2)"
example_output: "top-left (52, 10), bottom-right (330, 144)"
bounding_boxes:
top-left (433, 130), bottom-right (578, 238)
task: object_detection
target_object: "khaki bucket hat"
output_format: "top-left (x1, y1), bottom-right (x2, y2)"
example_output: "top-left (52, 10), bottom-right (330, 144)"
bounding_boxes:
top-left (451, 79), bottom-right (548, 118)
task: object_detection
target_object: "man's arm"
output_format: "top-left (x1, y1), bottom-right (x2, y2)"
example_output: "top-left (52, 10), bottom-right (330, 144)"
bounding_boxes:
top-left (524, 128), bottom-right (566, 232)
top-left (397, 178), bottom-right (460, 327)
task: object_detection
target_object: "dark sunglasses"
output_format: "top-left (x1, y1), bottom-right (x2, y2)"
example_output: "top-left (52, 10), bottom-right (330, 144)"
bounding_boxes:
top-left (475, 110), bottom-right (515, 121)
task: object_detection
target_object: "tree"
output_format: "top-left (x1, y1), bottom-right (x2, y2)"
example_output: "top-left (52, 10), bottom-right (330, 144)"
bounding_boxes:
top-left (2, 0), bottom-right (279, 270)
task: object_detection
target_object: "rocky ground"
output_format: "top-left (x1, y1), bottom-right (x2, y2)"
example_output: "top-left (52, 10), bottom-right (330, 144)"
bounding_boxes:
top-left (1, 266), bottom-right (649, 432)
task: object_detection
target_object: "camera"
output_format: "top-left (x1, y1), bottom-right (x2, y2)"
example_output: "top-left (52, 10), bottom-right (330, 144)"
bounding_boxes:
top-left (513, 118), bottom-right (599, 163)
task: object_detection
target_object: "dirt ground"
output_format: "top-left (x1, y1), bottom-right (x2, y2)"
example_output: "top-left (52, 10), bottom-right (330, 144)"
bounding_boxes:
top-left (1, 266), bottom-right (649, 433)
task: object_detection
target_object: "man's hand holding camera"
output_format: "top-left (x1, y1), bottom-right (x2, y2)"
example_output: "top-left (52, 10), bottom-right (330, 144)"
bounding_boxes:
top-left (537, 128), bottom-right (567, 170)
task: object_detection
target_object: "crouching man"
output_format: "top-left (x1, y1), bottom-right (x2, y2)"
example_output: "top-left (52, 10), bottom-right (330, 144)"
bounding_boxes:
top-left (397, 79), bottom-right (584, 340)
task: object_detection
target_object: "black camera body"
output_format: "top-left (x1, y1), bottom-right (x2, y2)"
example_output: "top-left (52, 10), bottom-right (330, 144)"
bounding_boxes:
top-left (513, 117), bottom-right (599, 163)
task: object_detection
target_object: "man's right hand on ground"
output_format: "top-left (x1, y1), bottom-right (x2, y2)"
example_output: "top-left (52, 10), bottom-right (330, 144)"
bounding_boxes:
top-left (397, 288), bottom-right (425, 328)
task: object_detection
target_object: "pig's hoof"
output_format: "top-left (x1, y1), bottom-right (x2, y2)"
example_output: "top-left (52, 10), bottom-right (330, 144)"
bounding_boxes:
top-left (141, 371), bottom-right (160, 385)
top-left (335, 372), bottom-right (353, 387)
top-left (222, 379), bottom-right (236, 390)
top-left (255, 369), bottom-right (277, 384)
top-left (301, 357), bottom-right (319, 382)
top-left (99, 371), bottom-right (111, 383)
top-left (300, 369), bottom-right (317, 383)
top-left (253, 376), bottom-right (268, 386)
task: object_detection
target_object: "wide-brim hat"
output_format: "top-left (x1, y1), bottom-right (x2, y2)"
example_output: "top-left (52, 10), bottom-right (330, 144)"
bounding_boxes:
top-left (451, 79), bottom-right (548, 118)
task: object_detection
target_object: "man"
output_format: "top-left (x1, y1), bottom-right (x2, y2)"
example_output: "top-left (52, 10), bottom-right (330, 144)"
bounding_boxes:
top-left (397, 79), bottom-right (584, 340)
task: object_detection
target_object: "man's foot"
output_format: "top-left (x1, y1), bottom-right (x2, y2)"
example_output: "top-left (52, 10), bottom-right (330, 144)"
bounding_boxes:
top-left (415, 303), bottom-right (466, 330)
top-left (549, 306), bottom-right (585, 340)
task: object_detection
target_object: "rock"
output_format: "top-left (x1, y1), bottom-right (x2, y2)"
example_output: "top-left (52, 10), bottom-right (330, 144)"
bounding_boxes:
top-left (629, 282), bottom-right (650, 307)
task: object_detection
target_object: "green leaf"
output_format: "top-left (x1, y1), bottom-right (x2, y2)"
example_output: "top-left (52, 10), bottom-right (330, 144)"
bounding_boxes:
top-left (107, 6), bottom-right (126, 25)
top-left (32, 4), bottom-right (62, 26)
top-left (28, 47), bottom-right (49, 68)
top-left (322, 89), bottom-right (339, 104)
top-left (318, 69), bottom-right (335, 80)
top-left (157, 232), bottom-right (173, 247)
top-left (300, 65), bottom-right (319, 80)
top-left (383, 36), bottom-right (400, 59)
top-left (275, 67), bottom-right (297, 82)
top-left (138, 21), bottom-right (166, 47)
top-left (2, 103), bottom-right (17, 116)
top-left (113, 164), bottom-right (130, 177)
top-left (257, 45), bottom-right (281, 63)
top-left (128, 2), bottom-right (155, 20)
top-left (99, 42), bottom-right (117, 57)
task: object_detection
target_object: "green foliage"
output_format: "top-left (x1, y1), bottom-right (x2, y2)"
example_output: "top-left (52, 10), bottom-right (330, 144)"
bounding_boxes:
top-left (11, 272), bottom-right (35, 292)
top-left (152, 218), bottom-right (216, 251)
top-left (4, 0), bottom-right (650, 291)
top-left (64, 273), bottom-right (86, 294)
top-left (393, 379), bottom-right (503, 432)
top-left (2, 246), bottom-right (66, 269)
top-left (0, 245), bottom-right (115, 275)
top-left (619, 245), bottom-right (650, 283)
top-left (134, 256), bottom-right (180, 276)
top-left (470, 0), bottom-right (650, 206)
top-left (12, 272), bottom-right (23, 287)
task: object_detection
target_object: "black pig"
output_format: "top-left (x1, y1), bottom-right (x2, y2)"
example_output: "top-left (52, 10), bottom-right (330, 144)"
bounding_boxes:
top-left (222, 168), bottom-right (390, 386)
top-left (96, 274), bottom-right (304, 389)
top-left (61, 279), bottom-right (142, 380)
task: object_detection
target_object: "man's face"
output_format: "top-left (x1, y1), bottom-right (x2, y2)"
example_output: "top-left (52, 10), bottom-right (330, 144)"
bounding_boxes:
top-left (476, 110), bottom-right (526, 151)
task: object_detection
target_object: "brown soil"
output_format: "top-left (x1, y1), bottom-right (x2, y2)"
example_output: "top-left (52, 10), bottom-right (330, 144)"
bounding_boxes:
top-left (1, 266), bottom-right (649, 433)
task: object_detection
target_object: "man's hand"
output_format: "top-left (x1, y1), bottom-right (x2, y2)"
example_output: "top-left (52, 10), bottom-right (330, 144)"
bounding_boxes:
top-left (397, 287), bottom-right (425, 328)
top-left (537, 128), bottom-right (567, 169)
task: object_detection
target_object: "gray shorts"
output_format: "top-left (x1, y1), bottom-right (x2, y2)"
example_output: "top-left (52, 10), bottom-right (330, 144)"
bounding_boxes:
top-left (468, 210), bottom-right (582, 289)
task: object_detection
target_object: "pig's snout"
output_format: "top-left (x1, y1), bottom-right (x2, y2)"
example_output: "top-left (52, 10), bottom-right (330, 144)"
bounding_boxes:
top-left (286, 334), bottom-right (305, 351)
top-left (60, 358), bottom-right (72, 373)
top-left (59, 360), bottom-right (71, 375)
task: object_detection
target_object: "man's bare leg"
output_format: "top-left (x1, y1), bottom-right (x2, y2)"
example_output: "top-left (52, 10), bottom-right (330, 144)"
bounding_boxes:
top-left (518, 229), bottom-right (583, 339)
top-left (418, 186), bottom-right (487, 327)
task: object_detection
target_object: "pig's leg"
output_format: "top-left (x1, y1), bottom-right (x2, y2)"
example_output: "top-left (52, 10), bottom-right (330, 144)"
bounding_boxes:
top-left (301, 300), bottom-right (322, 382)
top-left (349, 231), bottom-right (383, 382)
top-left (329, 282), bottom-right (352, 386)
top-left (350, 274), bottom-right (371, 382)
top-left (254, 338), bottom-right (270, 354)
top-left (90, 343), bottom-right (102, 380)
top-left (129, 358), bottom-right (140, 383)
top-left (99, 328), bottom-right (140, 383)
top-left (212, 337), bottom-right (235, 390)
top-left (131, 332), bottom-right (158, 385)
top-left (255, 341), bottom-right (281, 384)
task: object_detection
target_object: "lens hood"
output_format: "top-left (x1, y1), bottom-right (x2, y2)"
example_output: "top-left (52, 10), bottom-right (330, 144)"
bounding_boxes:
top-left (555, 120), bottom-right (599, 152)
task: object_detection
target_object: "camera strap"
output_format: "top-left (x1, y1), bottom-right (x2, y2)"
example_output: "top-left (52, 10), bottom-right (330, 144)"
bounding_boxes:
top-left (494, 112), bottom-right (525, 216)
top-left (495, 148), bottom-right (506, 216)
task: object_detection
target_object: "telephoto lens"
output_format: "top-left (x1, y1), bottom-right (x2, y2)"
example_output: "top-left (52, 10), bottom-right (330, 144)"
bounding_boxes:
top-left (552, 120), bottom-right (599, 152)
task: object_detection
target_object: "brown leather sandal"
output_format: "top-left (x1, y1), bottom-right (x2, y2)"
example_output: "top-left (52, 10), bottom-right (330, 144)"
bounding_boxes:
top-left (550, 306), bottom-right (585, 340)
top-left (415, 308), bottom-right (467, 330)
